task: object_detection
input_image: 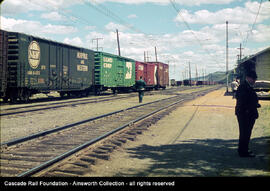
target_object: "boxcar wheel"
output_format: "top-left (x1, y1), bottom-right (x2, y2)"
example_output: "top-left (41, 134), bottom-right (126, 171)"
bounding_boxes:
top-left (20, 91), bottom-right (30, 102)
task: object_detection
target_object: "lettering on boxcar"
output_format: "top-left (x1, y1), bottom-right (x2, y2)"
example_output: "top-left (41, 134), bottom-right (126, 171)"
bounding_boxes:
top-left (103, 57), bottom-right (113, 63)
top-left (20, 37), bottom-right (27, 42)
top-left (103, 63), bottom-right (112, 68)
top-left (28, 41), bottom-right (40, 69)
top-left (30, 78), bottom-right (37, 85)
top-left (77, 52), bottom-right (88, 60)
top-left (38, 78), bottom-right (45, 84)
top-left (138, 65), bottom-right (144, 71)
top-left (125, 62), bottom-right (132, 79)
top-left (77, 65), bottom-right (88, 72)
top-left (27, 71), bottom-right (40, 75)
top-left (63, 66), bottom-right (68, 75)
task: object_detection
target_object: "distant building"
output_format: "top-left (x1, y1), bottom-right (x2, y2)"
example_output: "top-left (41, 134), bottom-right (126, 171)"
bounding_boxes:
top-left (237, 47), bottom-right (270, 85)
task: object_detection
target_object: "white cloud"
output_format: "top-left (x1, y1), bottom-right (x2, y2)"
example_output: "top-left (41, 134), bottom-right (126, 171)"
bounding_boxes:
top-left (249, 24), bottom-right (270, 43)
top-left (2, 0), bottom-right (83, 15)
top-left (174, 1), bottom-right (270, 24)
top-left (127, 14), bottom-right (138, 19)
top-left (63, 37), bottom-right (84, 47)
top-left (105, 22), bottom-right (129, 31)
top-left (1, 16), bottom-right (77, 35)
top-left (90, 0), bottom-right (234, 6)
top-left (85, 25), bottom-right (97, 30)
top-left (41, 12), bottom-right (66, 21)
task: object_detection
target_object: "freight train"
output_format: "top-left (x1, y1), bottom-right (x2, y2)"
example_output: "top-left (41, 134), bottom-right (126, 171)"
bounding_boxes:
top-left (170, 79), bottom-right (217, 86)
top-left (0, 30), bottom-right (169, 102)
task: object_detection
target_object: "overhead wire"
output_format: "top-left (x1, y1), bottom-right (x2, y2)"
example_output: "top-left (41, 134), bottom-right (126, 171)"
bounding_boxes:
top-left (27, 0), bottom-right (97, 29)
top-left (169, 0), bottom-right (228, 71)
top-left (242, 0), bottom-right (263, 48)
top-left (84, 0), bottom-right (160, 47)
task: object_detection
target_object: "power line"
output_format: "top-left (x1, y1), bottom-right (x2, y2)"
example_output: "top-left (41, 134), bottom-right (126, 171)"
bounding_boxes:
top-left (84, 0), bottom-right (158, 46)
top-left (242, 0), bottom-right (263, 48)
top-left (169, 0), bottom-right (226, 72)
top-left (92, 37), bottom-right (103, 51)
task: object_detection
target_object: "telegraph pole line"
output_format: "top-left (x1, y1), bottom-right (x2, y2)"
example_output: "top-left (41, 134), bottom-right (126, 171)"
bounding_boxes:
top-left (145, 51), bottom-right (150, 62)
top-left (202, 68), bottom-right (204, 83)
top-left (154, 46), bottom-right (158, 62)
top-left (189, 62), bottom-right (191, 86)
top-left (226, 21), bottom-right (229, 92)
top-left (116, 29), bottom-right (121, 56)
top-left (144, 51), bottom-right (146, 62)
top-left (92, 38), bottom-right (103, 51)
top-left (237, 43), bottom-right (244, 60)
top-left (195, 64), bottom-right (198, 84)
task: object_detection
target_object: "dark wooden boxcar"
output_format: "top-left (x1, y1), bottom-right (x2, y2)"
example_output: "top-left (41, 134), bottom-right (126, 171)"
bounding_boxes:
top-left (135, 61), bottom-right (147, 82)
top-left (183, 80), bottom-right (190, 86)
top-left (3, 31), bottom-right (95, 101)
top-left (196, 81), bottom-right (203, 86)
top-left (0, 30), bottom-right (8, 100)
top-left (135, 61), bottom-right (156, 90)
top-left (176, 81), bottom-right (182, 86)
top-left (170, 79), bottom-right (176, 86)
top-left (147, 62), bottom-right (169, 89)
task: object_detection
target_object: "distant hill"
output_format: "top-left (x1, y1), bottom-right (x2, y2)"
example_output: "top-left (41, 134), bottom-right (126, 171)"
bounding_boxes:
top-left (189, 70), bottom-right (236, 83)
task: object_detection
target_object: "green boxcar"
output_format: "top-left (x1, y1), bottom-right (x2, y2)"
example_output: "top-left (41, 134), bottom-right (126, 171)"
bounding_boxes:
top-left (5, 31), bottom-right (94, 101)
top-left (94, 51), bottom-right (135, 93)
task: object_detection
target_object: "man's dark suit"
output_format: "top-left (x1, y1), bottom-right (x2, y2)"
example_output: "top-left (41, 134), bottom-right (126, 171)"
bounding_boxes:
top-left (235, 80), bottom-right (259, 156)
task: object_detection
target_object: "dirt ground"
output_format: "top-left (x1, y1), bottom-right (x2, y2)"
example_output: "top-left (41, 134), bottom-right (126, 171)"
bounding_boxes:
top-left (0, 94), bottom-right (172, 143)
top-left (84, 87), bottom-right (270, 177)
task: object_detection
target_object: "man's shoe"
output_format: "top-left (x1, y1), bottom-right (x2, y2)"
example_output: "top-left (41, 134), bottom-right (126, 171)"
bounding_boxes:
top-left (239, 152), bottom-right (256, 158)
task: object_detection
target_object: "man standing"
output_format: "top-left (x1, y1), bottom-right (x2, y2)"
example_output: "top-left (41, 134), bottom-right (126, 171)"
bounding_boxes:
top-left (136, 76), bottom-right (146, 103)
top-left (235, 70), bottom-right (260, 157)
top-left (231, 79), bottom-right (239, 98)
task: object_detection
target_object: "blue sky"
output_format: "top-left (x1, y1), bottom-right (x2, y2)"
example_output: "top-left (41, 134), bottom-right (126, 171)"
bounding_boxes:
top-left (1, 0), bottom-right (270, 80)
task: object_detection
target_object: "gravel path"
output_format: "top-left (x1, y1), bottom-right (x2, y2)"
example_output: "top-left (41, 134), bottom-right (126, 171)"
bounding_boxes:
top-left (84, 88), bottom-right (270, 177)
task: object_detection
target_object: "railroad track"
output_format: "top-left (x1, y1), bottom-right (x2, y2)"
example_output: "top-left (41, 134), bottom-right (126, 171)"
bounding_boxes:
top-left (0, 94), bottom-right (135, 116)
top-left (0, 86), bottom-right (199, 117)
top-left (0, 86), bottom-right (221, 177)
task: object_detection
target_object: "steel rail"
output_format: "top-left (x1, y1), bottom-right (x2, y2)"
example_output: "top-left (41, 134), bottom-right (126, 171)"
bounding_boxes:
top-left (0, 94), bottom-right (134, 117)
top-left (17, 98), bottom-right (185, 177)
top-left (1, 95), bottom-right (180, 147)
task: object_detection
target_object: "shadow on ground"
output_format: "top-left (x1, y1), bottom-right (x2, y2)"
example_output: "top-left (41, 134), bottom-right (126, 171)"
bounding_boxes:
top-left (224, 91), bottom-right (234, 97)
top-left (116, 137), bottom-right (270, 177)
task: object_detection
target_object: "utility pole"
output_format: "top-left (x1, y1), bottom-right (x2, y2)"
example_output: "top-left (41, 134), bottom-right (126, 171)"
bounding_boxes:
top-left (144, 51), bottom-right (146, 62)
top-left (226, 21), bottom-right (229, 92)
top-left (195, 64), bottom-right (198, 84)
top-left (92, 38), bottom-right (103, 51)
top-left (154, 46), bottom-right (158, 62)
top-left (145, 51), bottom-right (150, 62)
top-left (189, 62), bottom-right (191, 86)
top-left (116, 29), bottom-right (121, 56)
top-left (205, 68), bottom-right (207, 83)
top-left (182, 71), bottom-right (185, 82)
top-left (202, 68), bottom-right (204, 83)
top-left (237, 43), bottom-right (244, 60)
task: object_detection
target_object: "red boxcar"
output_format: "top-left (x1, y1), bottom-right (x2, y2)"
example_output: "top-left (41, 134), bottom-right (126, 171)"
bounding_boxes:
top-left (135, 61), bottom-right (156, 89)
top-left (148, 62), bottom-right (169, 89)
top-left (135, 61), bottom-right (147, 81)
